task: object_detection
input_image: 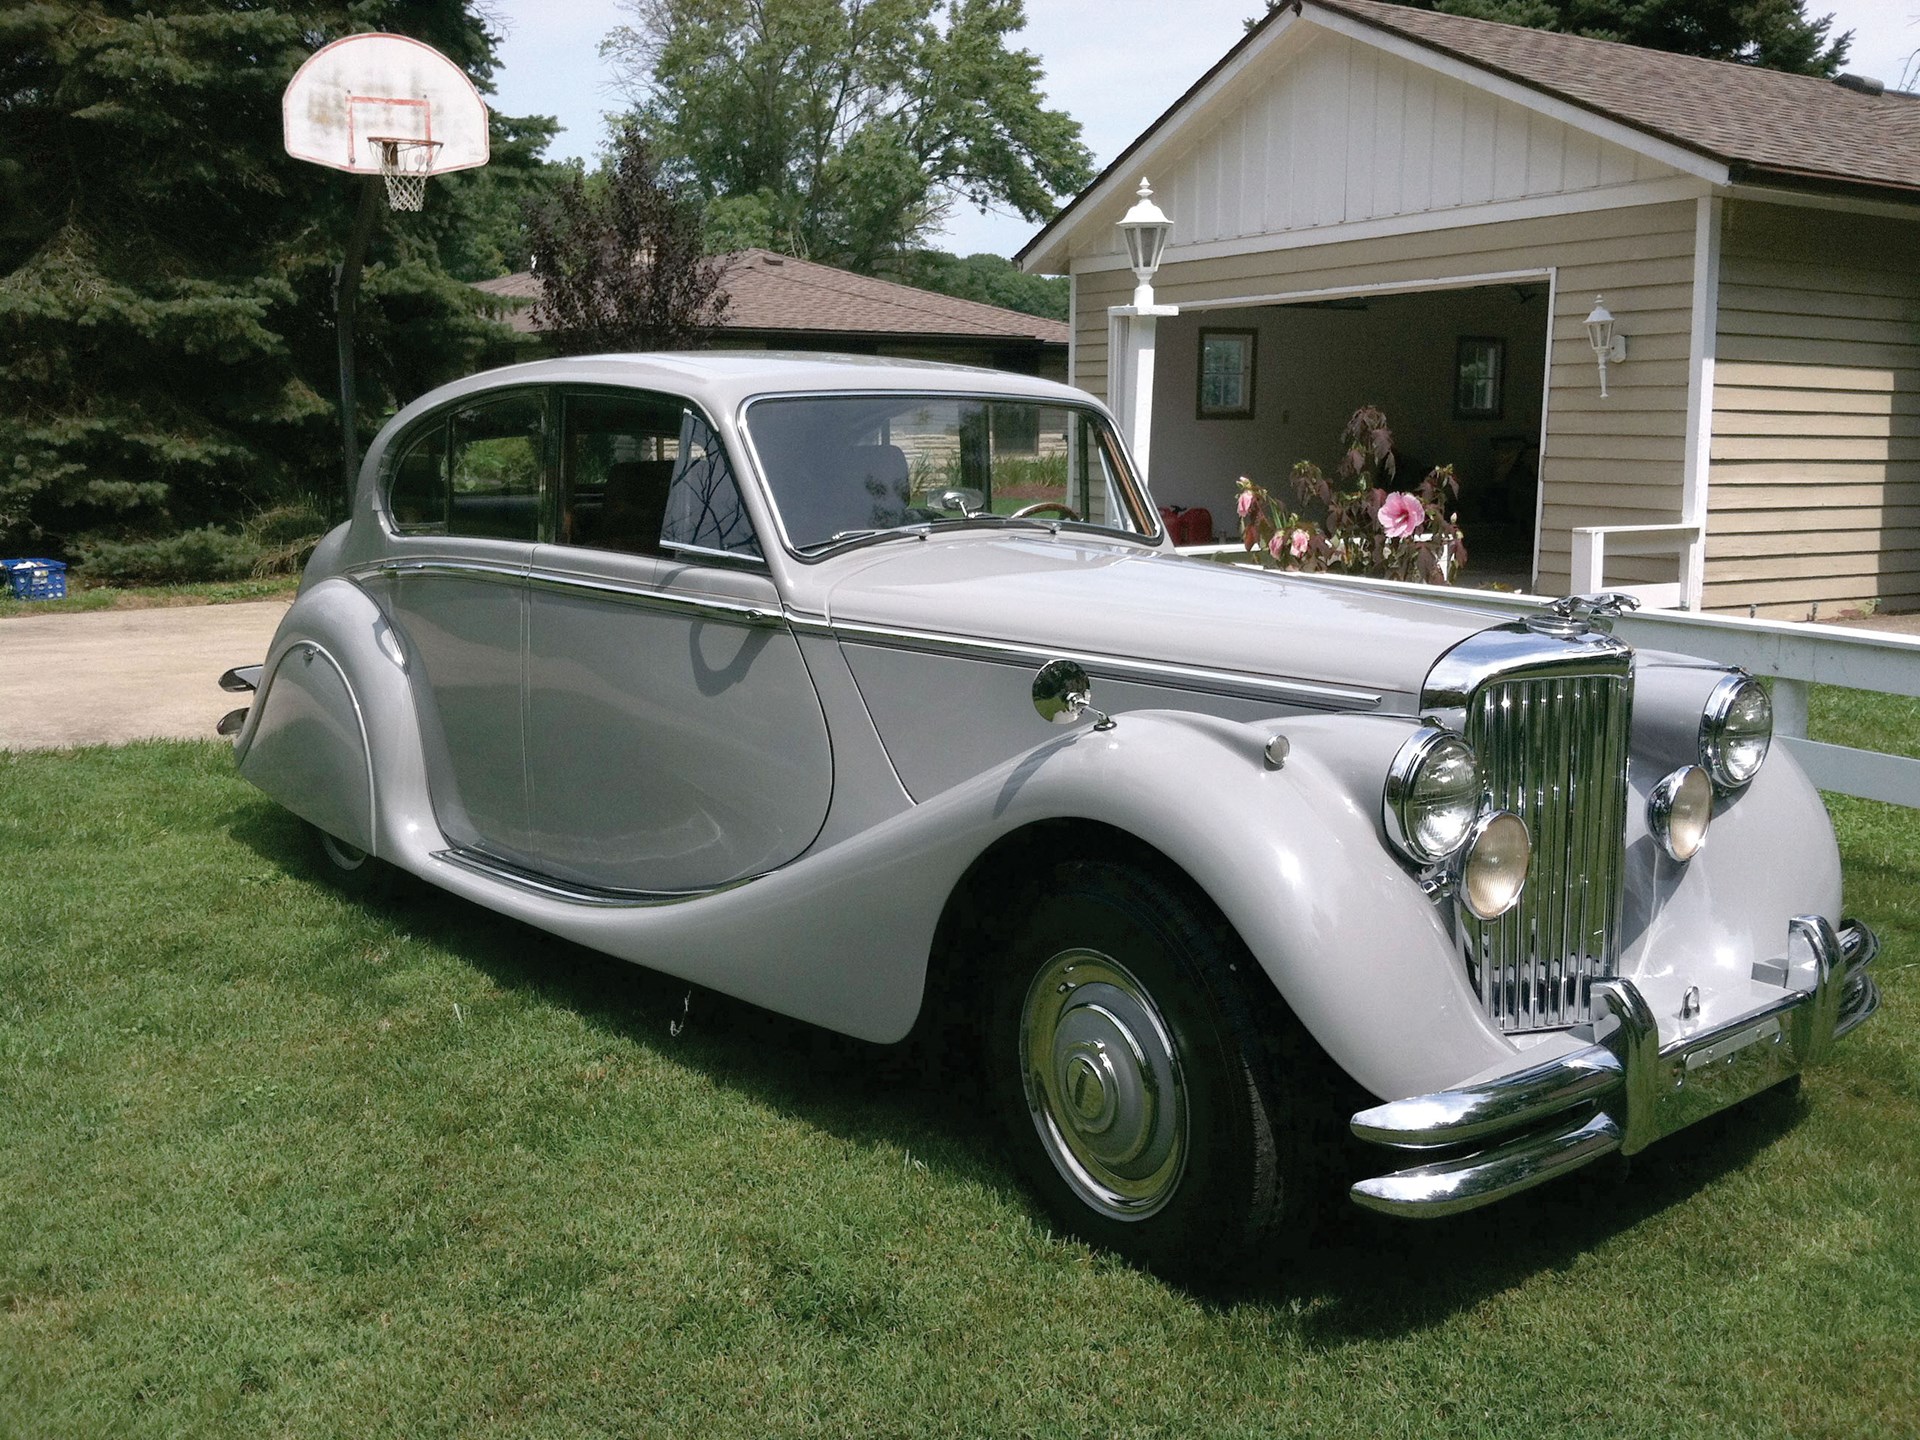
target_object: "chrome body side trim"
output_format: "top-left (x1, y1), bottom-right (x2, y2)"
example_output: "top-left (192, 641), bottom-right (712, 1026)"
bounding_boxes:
top-left (1349, 915), bottom-right (1880, 1216)
top-left (809, 617), bottom-right (1385, 712)
top-left (432, 846), bottom-right (758, 908)
top-left (524, 570), bottom-right (783, 627)
top-left (358, 558), bottom-right (786, 628)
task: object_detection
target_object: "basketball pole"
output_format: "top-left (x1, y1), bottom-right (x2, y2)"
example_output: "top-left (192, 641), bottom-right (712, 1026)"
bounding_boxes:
top-left (333, 178), bottom-right (383, 519)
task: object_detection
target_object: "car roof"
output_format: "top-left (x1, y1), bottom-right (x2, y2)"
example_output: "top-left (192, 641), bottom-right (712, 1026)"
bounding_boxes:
top-left (387, 351), bottom-right (1099, 431)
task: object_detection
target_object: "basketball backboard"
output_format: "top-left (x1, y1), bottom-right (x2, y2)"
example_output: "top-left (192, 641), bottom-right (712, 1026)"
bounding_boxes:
top-left (283, 32), bottom-right (489, 181)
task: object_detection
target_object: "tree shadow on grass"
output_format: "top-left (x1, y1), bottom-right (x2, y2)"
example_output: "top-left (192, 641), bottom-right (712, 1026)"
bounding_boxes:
top-left (227, 797), bottom-right (1815, 1334)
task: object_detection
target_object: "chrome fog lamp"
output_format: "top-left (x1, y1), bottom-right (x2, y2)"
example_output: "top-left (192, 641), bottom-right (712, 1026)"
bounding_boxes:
top-left (1384, 729), bottom-right (1481, 864)
top-left (1650, 765), bottom-right (1714, 862)
top-left (1700, 673), bottom-right (1772, 789)
top-left (1460, 811), bottom-right (1530, 920)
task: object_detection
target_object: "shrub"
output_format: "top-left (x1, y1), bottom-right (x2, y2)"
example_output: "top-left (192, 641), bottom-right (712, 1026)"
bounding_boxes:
top-left (1236, 407), bottom-right (1466, 584)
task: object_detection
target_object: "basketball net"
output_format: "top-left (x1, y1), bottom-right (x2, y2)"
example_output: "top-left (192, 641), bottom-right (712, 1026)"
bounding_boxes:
top-left (373, 138), bottom-right (441, 211)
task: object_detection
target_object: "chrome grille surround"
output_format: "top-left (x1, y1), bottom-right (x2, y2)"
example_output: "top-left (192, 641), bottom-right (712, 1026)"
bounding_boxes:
top-left (1424, 624), bottom-right (1635, 1034)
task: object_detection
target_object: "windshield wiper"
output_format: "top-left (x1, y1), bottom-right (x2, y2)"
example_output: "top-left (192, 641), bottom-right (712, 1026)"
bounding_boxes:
top-left (814, 524), bottom-right (931, 553)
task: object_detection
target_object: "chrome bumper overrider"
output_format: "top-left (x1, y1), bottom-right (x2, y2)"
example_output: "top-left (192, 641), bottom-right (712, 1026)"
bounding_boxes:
top-left (1349, 916), bottom-right (1880, 1217)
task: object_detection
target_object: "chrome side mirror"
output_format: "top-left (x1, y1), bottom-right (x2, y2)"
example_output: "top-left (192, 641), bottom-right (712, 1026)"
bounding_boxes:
top-left (938, 487), bottom-right (984, 517)
top-left (1032, 659), bottom-right (1114, 731)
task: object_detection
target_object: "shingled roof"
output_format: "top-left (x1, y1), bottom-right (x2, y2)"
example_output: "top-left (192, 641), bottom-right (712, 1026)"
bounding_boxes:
top-left (1319, 0), bottom-right (1920, 196)
top-left (1021, 0), bottom-right (1920, 268)
top-left (475, 249), bottom-right (1069, 345)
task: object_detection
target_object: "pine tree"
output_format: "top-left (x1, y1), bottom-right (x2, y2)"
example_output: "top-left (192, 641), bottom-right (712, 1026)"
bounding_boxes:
top-left (0, 2), bottom-right (561, 561)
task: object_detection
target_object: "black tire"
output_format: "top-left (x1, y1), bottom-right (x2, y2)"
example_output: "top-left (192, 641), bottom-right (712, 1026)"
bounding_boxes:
top-left (313, 825), bottom-right (396, 899)
top-left (987, 857), bottom-right (1324, 1278)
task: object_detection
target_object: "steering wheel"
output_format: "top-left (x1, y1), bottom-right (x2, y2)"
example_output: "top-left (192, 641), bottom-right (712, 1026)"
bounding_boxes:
top-left (1010, 501), bottom-right (1082, 522)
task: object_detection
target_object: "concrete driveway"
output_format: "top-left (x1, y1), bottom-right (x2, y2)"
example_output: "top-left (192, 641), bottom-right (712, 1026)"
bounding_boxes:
top-left (0, 600), bottom-right (290, 751)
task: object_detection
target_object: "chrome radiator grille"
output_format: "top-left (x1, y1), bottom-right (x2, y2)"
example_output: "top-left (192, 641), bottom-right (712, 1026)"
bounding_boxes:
top-left (1462, 670), bottom-right (1632, 1032)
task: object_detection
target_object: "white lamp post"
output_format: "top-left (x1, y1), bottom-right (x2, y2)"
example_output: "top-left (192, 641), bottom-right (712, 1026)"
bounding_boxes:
top-left (1585, 295), bottom-right (1627, 397)
top-left (1117, 177), bottom-right (1173, 310)
top-left (1108, 178), bottom-right (1178, 482)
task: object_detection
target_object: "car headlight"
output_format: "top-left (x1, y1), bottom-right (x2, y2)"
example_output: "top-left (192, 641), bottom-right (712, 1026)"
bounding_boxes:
top-left (1699, 673), bottom-right (1771, 789)
top-left (1650, 765), bottom-right (1713, 862)
top-left (1384, 729), bottom-right (1481, 864)
top-left (1460, 810), bottom-right (1530, 920)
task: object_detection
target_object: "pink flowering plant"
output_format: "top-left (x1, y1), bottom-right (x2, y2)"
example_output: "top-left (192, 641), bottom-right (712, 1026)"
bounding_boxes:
top-left (1236, 406), bottom-right (1466, 584)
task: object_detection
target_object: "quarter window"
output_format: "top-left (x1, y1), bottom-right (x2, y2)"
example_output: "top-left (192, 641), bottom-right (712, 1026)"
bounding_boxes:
top-left (387, 422), bottom-right (449, 531)
top-left (449, 392), bottom-right (545, 541)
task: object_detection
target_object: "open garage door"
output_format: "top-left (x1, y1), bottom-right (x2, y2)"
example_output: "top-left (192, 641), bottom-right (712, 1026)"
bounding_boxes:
top-left (1148, 279), bottom-right (1550, 591)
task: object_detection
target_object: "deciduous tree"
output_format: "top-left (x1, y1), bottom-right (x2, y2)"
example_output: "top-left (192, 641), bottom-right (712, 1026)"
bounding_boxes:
top-left (524, 120), bottom-right (731, 356)
top-left (604, 0), bottom-right (1094, 272)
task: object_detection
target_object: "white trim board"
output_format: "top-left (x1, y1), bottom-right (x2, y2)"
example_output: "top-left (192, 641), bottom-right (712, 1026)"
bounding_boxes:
top-left (1067, 176), bottom-right (1709, 275)
top-left (1156, 266), bottom-right (1551, 313)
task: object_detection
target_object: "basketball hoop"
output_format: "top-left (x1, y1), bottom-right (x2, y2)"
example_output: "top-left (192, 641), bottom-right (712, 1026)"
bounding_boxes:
top-left (373, 137), bottom-right (442, 211)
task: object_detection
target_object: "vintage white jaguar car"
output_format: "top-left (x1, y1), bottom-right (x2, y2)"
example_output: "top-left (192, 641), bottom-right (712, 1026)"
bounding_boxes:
top-left (222, 353), bottom-right (1879, 1271)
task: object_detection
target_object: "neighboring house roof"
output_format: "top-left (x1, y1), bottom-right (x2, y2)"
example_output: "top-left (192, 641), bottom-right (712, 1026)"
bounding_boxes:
top-left (475, 248), bottom-right (1069, 346)
top-left (1020, 0), bottom-right (1920, 268)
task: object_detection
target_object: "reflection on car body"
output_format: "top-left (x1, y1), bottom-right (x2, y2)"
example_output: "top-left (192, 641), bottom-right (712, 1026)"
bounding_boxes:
top-left (222, 353), bottom-right (1878, 1275)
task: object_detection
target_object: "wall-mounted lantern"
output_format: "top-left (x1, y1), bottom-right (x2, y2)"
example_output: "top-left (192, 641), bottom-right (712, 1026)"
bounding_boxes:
top-left (1585, 295), bottom-right (1628, 397)
top-left (1117, 178), bottom-right (1173, 310)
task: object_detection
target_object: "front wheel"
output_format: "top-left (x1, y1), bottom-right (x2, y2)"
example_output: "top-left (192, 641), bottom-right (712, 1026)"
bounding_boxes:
top-left (989, 858), bottom-right (1321, 1277)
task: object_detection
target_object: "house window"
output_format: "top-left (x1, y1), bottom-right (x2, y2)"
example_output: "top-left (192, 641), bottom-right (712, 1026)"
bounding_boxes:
top-left (1197, 328), bottom-right (1257, 418)
top-left (1455, 337), bottom-right (1505, 420)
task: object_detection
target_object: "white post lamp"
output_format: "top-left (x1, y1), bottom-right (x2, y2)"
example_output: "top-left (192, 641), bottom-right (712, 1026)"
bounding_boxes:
top-left (1109, 178), bottom-right (1178, 482)
top-left (1117, 177), bottom-right (1173, 309)
top-left (1585, 295), bottom-right (1627, 397)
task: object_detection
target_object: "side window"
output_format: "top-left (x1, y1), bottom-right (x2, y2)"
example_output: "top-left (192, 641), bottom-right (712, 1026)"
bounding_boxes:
top-left (663, 409), bottom-right (762, 559)
top-left (449, 392), bottom-right (545, 541)
top-left (560, 390), bottom-right (760, 560)
top-left (388, 421), bottom-right (448, 531)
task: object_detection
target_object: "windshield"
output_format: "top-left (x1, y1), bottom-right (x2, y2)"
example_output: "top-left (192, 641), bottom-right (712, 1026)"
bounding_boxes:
top-left (742, 394), bottom-right (1157, 554)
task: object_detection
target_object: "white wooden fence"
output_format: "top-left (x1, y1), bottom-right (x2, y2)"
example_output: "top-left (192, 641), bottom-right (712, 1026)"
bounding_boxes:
top-left (1177, 546), bottom-right (1920, 810)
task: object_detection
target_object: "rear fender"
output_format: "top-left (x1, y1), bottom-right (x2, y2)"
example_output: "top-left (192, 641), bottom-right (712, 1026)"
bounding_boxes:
top-left (236, 577), bottom-right (428, 856)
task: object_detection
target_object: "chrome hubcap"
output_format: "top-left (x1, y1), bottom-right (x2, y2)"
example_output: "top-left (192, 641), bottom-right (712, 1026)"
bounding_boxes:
top-left (1020, 949), bottom-right (1188, 1220)
top-left (321, 832), bottom-right (369, 872)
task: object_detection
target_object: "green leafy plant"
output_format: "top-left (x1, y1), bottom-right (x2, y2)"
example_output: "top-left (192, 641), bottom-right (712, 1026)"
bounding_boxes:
top-left (1237, 406), bottom-right (1466, 584)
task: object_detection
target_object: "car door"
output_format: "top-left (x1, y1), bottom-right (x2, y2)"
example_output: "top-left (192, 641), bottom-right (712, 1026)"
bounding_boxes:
top-left (379, 387), bottom-right (545, 863)
top-left (524, 387), bottom-right (832, 894)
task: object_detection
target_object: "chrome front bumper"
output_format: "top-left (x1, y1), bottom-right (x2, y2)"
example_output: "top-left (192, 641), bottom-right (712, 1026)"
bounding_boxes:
top-left (1350, 916), bottom-right (1880, 1217)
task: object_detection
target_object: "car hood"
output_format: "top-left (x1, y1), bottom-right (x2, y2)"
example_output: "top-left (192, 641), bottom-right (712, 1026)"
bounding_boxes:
top-left (818, 534), bottom-right (1508, 707)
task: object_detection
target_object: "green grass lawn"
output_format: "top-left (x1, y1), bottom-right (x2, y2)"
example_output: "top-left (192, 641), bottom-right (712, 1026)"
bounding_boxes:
top-left (3, 738), bottom-right (1915, 1438)
top-left (0, 577), bottom-right (299, 621)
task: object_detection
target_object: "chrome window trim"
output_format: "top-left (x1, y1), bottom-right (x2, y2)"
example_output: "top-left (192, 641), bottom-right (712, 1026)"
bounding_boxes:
top-left (730, 388), bottom-right (1167, 564)
top-left (811, 618), bottom-right (1383, 711)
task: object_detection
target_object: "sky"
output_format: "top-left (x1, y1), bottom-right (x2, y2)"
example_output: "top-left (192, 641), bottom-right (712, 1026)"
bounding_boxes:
top-left (485, 0), bottom-right (1920, 260)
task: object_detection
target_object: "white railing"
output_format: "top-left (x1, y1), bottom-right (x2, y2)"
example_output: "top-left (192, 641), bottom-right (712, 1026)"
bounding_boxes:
top-left (1177, 545), bottom-right (1920, 809)
top-left (1569, 522), bottom-right (1700, 611)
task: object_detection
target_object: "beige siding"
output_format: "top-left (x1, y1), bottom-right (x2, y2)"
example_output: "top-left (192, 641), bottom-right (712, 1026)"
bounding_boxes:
top-left (1075, 200), bottom-right (1699, 593)
top-left (1706, 202), bottom-right (1920, 617)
